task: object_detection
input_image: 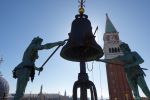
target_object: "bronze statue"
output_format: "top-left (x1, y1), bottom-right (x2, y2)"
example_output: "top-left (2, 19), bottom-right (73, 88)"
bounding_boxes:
top-left (96, 42), bottom-right (150, 100)
top-left (12, 36), bottom-right (65, 100)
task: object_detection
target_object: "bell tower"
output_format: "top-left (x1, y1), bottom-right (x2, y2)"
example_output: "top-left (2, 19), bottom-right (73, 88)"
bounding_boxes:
top-left (103, 14), bottom-right (134, 100)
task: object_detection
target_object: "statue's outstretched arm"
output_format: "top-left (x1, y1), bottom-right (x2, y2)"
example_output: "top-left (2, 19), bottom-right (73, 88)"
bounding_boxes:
top-left (111, 56), bottom-right (125, 64)
top-left (30, 41), bottom-right (64, 50)
top-left (96, 56), bottom-right (124, 65)
top-left (125, 51), bottom-right (144, 68)
top-left (42, 41), bottom-right (65, 49)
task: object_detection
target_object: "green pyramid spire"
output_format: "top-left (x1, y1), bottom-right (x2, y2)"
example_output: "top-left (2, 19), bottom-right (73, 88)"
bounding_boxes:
top-left (105, 14), bottom-right (118, 33)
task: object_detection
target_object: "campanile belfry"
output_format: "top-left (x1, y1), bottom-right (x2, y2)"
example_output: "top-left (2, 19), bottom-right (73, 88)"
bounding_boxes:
top-left (103, 14), bottom-right (134, 100)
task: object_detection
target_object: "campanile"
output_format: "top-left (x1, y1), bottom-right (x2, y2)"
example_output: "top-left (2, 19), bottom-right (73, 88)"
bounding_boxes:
top-left (103, 14), bottom-right (134, 100)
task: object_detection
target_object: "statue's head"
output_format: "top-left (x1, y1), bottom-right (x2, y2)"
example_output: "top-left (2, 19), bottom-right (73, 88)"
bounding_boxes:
top-left (119, 42), bottom-right (131, 52)
top-left (32, 36), bottom-right (43, 44)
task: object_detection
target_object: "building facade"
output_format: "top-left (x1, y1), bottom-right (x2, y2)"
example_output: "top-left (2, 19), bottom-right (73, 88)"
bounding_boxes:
top-left (7, 85), bottom-right (71, 100)
top-left (103, 14), bottom-right (134, 100)
top-left (7, 93), bottom-right (71, 100)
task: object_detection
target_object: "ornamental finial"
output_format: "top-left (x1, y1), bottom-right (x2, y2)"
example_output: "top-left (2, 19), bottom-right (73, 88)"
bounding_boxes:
top-left (78, 0), bottom-right (86, 14)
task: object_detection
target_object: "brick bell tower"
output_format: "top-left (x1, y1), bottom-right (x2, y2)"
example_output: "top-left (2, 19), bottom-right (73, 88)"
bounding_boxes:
top-left (103, 14), bottom-right (134, 100)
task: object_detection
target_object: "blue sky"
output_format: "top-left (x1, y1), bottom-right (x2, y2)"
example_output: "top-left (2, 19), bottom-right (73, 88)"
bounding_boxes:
top-left (0, 0), bottom-right (150, 98)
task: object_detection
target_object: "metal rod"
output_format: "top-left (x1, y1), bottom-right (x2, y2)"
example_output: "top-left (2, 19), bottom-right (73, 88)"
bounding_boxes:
top-left (38, 45), bottom-right (61, 75)
top-left (80, 62), bottom-right (86, 73)
top-left (94, 26), bottom-right (98, 36)
top-left (38, 39), bottom-right (68, 75)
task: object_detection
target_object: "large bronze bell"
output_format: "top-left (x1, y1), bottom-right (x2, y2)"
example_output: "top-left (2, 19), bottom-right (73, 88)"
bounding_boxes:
top-left (60, 14), bottom-right (103, 62)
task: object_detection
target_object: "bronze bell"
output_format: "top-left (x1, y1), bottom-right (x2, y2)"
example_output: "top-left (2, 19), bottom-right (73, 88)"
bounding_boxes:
top-left (60, 14), bottom-right (103, 62)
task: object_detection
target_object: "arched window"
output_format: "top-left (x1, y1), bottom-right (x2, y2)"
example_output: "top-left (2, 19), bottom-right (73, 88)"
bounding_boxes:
top-left (109, 48), bottom-right (111, 53)
top-left (112, 48), bottom-right (115, 53)
top-left (118, 47), bottom-right (120, 52)
top-left (115, 48), bottom-right (117, 52)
